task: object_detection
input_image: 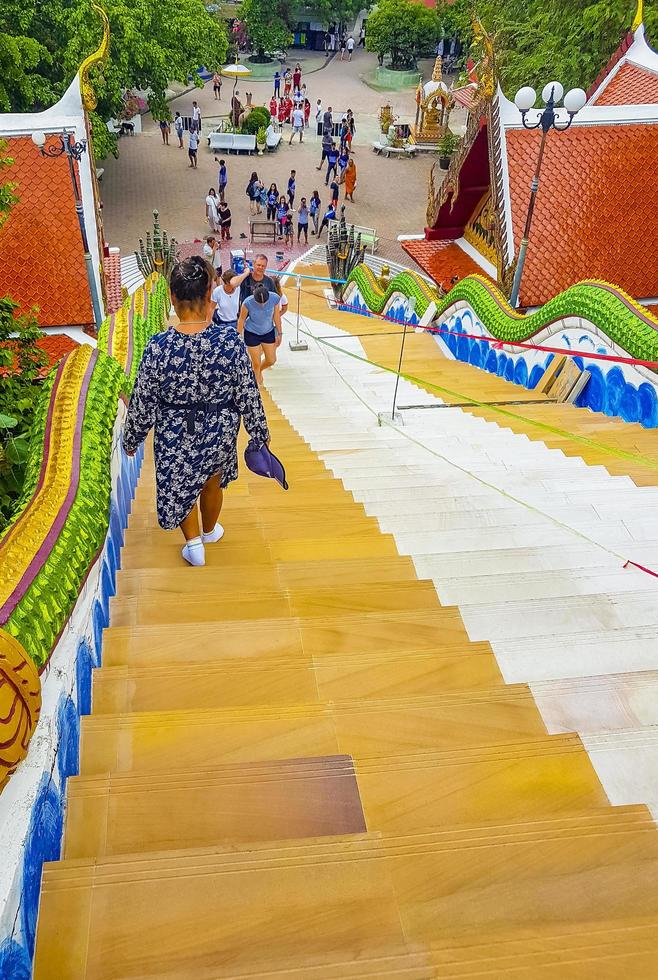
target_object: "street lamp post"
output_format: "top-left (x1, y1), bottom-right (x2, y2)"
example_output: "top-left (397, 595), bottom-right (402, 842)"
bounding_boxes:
top-left (31, 129), bottom-right (103, 330)
top-left (509, 82), bottom-right (587, 308)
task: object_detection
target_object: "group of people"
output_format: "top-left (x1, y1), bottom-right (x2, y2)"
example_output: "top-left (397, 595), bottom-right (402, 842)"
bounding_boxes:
top-left (317, 107), bottom-right (357, 201)
top-left (243, 166), bottom-right (350, 242)
top-left (324, 25), bottom-right (365, 58)
top-left (123, 253), bottom-right (282, 568)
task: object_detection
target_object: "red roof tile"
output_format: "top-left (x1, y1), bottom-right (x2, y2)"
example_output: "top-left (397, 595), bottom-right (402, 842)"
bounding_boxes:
top-left (506, 123), bottom-right (658, 307)
top-left (0, 334), bottom-right (79, 378)
top-left (0, 136), bottom-right (94, 328)
top-left (593, 62), bottom-right (658, 105)
top-left (402, 240), bottom-right (493, 291)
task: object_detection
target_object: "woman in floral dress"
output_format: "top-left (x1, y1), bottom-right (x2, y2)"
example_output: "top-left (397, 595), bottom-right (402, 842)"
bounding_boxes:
top-left (123, 255), bottom-right (270, 567)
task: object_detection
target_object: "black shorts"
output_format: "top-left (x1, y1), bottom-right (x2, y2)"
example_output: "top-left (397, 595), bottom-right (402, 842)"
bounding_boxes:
top-left (213, 84), bottom-right (221, 92)
top-left (188, 148), bottom-right (197, 158)
top-left (244, 328), bottom-right (276, 347)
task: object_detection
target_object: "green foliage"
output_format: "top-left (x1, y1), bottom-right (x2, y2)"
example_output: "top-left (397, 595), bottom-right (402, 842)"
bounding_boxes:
top-left (256, 125), bottom-right (267, 144)
top-left (440, 0), bottom-right (658, 96)
top-left (366, 0), bottom-right (440, 70)
top-left (309, 0), bottom-right (363, 29)
top-left (0, 298), bottom-right (48, 529)
top-left (438, 129), bottom-right (460, 157)
top-left (239, 0), bottom-right (292, 59)
top-left (241, 105), bottom-right (271, 134)
top-left (0, 0), bottom-right (229, 158)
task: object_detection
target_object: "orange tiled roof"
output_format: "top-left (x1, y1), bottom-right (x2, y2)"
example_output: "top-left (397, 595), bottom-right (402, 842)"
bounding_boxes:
top-left (0, 334), bottom-right (79, 378)
top-left (506, 123), bottom-right (658, 307)
top-left (0, 136), bottom-right (93, 328)
top-left (594, 62), bottom-right (658, 105)
top-left (402, 240), bottom-right (493, 291)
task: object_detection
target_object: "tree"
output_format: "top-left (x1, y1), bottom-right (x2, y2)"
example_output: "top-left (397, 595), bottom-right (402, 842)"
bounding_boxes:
top-left (438, 0), bottom-right (658, 96)
top-left (0, 144), bottom-right (47, 529)
top-left (0, 0), bottom-right (229, 157)
top-left (310, 0), bottom-right (364, 29)
top-left (239, 0), bottom-right (292, 61)
top-left (366, 0), bottom-right (440, 70)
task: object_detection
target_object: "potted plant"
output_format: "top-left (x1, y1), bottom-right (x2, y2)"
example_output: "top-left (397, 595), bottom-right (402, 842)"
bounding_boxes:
top-left (256, 125), bottom-right (267, 154)
top-left (438, 129), bottom-right (459, 170)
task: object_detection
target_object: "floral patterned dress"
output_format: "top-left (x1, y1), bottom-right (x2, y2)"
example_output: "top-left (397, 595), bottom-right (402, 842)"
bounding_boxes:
top-left (123, 323), bottom-right (270, 529)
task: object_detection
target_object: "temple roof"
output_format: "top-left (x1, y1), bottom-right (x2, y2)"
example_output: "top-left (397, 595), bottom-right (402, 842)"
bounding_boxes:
top-left (0, 334), bottom-right (79, 378)
top-left (401, 240), bottom-right (493, 291)
top-left (588, 23), bottom-right (658, 105)
top-left (0, 136), bottom-right (94, 328)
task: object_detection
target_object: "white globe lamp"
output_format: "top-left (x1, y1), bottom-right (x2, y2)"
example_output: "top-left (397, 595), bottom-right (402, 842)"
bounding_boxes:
top-left (542, 80), bottom-right (564, 104)
top-left (514, 87), bottom-right (537, 112)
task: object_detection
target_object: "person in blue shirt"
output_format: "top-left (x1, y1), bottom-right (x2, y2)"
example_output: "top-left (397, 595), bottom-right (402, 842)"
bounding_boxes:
top-left (325, 143), bottom-right (339, 184)
top-left (266, 183), bottom-right (279, 221)
top-left (317, 201), bottom-right (336, 237)
top-left (328, 179), bottom-right (339, 208)
top-left (237, 283), bottom-right (283, 384)
top-left (297, 197), bottom-right (309, 244)
top-left (309, 190), bottom-right (321, 235)
top-left (287, 170), bottom-right (296, 206)
top-left (273, 71), bottom-right (281, 97)
top-left (215, 157), bottom-right (228, 202)
top-left (338, 147), bottom-right (349, 181)
top-left (276, 195), bottom-right (290, 238)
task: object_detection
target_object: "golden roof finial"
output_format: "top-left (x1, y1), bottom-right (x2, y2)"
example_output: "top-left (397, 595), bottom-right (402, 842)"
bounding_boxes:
top-left (632, 0), bottom-right (644, 32)
top-left (79, 3), bottom-right (111, 111)
top-left (432, 55), bottom-right (443, 82)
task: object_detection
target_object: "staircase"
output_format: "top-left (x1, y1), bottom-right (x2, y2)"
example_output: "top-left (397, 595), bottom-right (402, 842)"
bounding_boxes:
top-left (32, 379), bottom-right (658, 973)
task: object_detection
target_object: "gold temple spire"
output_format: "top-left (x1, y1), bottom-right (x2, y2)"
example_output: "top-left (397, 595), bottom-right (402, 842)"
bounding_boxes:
top-left (632, 0), bottom-right (644, 32)
top-left (79, 3), bottom-right (111, 110)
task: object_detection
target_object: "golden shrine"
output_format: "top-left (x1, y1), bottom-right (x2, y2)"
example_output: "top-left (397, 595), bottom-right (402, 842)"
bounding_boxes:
top-left (411, 55), bottom-right (452, 145)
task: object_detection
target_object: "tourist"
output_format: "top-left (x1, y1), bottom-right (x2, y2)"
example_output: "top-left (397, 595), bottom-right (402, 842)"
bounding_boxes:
top-left (237, 282), bottom-right (283, 385)
top-left (188, 129), bottom-right (199, 167)
top-left (344, 158), bottom-right (357, 201)
top-left (174, 112), bottom-right (184, 148)
top-left (283, 94), bottom-right (293, 123)
top-left (359, 25), bottom-right (366, 47)
top-left (122, 255), bottom-right (270, 567)
top-left (203, 235), bottom-right (222, 273)
top-left (309, 190), bottom-right (321, 235)
top-left (210, 267), bottom-right (250, 330)
top-left (304, 98), bottom-right (311, 128)
top-left (287, 170), bottom-right (296, 206)
top-left (322, 106), bottom-right (333, 134)
top-left (192, 101), bottom-right (201, 132)
top-left (231, 91), bottom-right (242, 127)
top-left (317, 200), bottom-right (337, 237)
top-left (347, 35), bottom-right (355, 60)
top-left (277, 97), bottom-right (287, 129)
top-left (266, 183), bottom-right (279, 221)
top-left (297, 197), bottom-right (309, 244)
top-left (269, 94), bottom-right (278, 123)
top-left (339, 117), bottom-right (349, 152)
top-left (246, 172), bottom-right (262, 215)
top-left (339, 34), bottom-right (346, 60)
top-left (212, 71), bottom-right (222, 100)
top-left (283, 68), bottom-right (292, 96)
top-left (293, 63), bottom-right (302, 90)
top-left (215, 157), bottom-right (228, 202)
top-left (325, 143), bottom-right (339, 184)
top-left (317, 129), bottom-right (333, 171)
top-left (205, 188), bottom-right (220, 232)
top-left (218, 200), bottom-right (232, 240)
top-left (283, 210), bottom-right (293, 247)
top-left (159, 118), bottom-right (170, 145)
top-left (338, 145), bottom-right (349, 181)
top-left (276, 195), bottom-right (290, 238)
top-left (239, 253), bottom-right (277, 304)
top-left (273, 70), bottom-right (281, 97)
top-left (315, 98), bottom-right (323, 129)
top-left (289, 104), bottom-right (305, 144)
top-left (328, 178), bottom-right (339, 208)
top-left (274, 279), bottom-right (289, 320)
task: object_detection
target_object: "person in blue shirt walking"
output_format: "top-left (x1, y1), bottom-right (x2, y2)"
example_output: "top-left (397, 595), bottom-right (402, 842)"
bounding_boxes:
top-left (297, 197), bottom-right (309, 244)
top-left (325, 143), bottom-right (339, 184)
top-left (276, 195), bottom-right (290, 238)
top-left (309, 190), bottom-right (321, 235)
top-left (237, 283), bottom-right (283, 384)
top-left (266, 183), bottom-right (279, 221)
top-left (317, 200), bottom-right (336, 237)
top-left (215, 157), bottom-right (227, 202)
top-left (273, 70), bottom-right (281, 97)
top-left (287, 170), bottom-right (296, 206)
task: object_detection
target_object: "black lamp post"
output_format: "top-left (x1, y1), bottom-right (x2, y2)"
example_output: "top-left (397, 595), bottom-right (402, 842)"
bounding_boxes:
top-left (31, 129), bottom-right (103, 330)
top-left (509, 82), bottom-right (587, 308)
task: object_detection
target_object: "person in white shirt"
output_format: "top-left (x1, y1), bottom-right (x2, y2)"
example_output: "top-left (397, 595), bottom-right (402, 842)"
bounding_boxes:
top-left (210, 268), bottom-right (250, 328)
top-left (289, 105), bottom-right (305, 144)
top-left (191, 101), bottom-right (202, 132)
top-left (188, 129), bottom-right (199, 167)
top-left (346, 35), bottom-right (355, 60)
top-left (203, 237), bottom-right (222, 273)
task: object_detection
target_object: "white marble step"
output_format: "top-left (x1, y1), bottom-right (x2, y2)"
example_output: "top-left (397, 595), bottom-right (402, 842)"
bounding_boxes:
top-left (390, 524), bottom-right (630, 557)
top-left (460, 590), bottom-right (658, 643)
top-left (531, 673), bottom-right (658, 735)
top-left (352, 475), bottom-right (636, 502)
top-left (413, 544), bottom-right (617, 580)
top-left (375, 505), bottom-right (600, 534)
top-left (494, 626), bottom-right (658, 683)
top-left (432, 566), bottom-right (646, 606)
top-left (583, 728), bottom-right (658, 806)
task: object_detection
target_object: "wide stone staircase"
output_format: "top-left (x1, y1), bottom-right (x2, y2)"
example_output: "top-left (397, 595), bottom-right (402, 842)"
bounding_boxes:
top-left (32, 373), bottom-right (658, 976)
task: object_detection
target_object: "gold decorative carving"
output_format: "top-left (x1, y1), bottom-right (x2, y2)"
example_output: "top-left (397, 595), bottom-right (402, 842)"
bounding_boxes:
top-left (464, 193), bottom-right (497, 265)
top-left (0, 630), bottom-right (41, 792)
top-left (632, 0), bottom-right (644, 31)
top-left (413, 56), bottom-right (451, 145)
top-left (471, 16), bottom-right (497, 101)
top-left (79, 3), bottom-right (111, 111)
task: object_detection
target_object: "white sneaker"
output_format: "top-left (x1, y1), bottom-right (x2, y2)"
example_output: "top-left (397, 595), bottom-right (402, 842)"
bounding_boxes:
top-left (182, 540), bottom-right (206, 566)
top-left (202, 522), bottom-right (225, 544)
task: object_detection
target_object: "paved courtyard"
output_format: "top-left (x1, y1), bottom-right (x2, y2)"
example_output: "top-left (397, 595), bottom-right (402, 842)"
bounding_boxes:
top-left (100, 50), bottom-right (459, 266)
